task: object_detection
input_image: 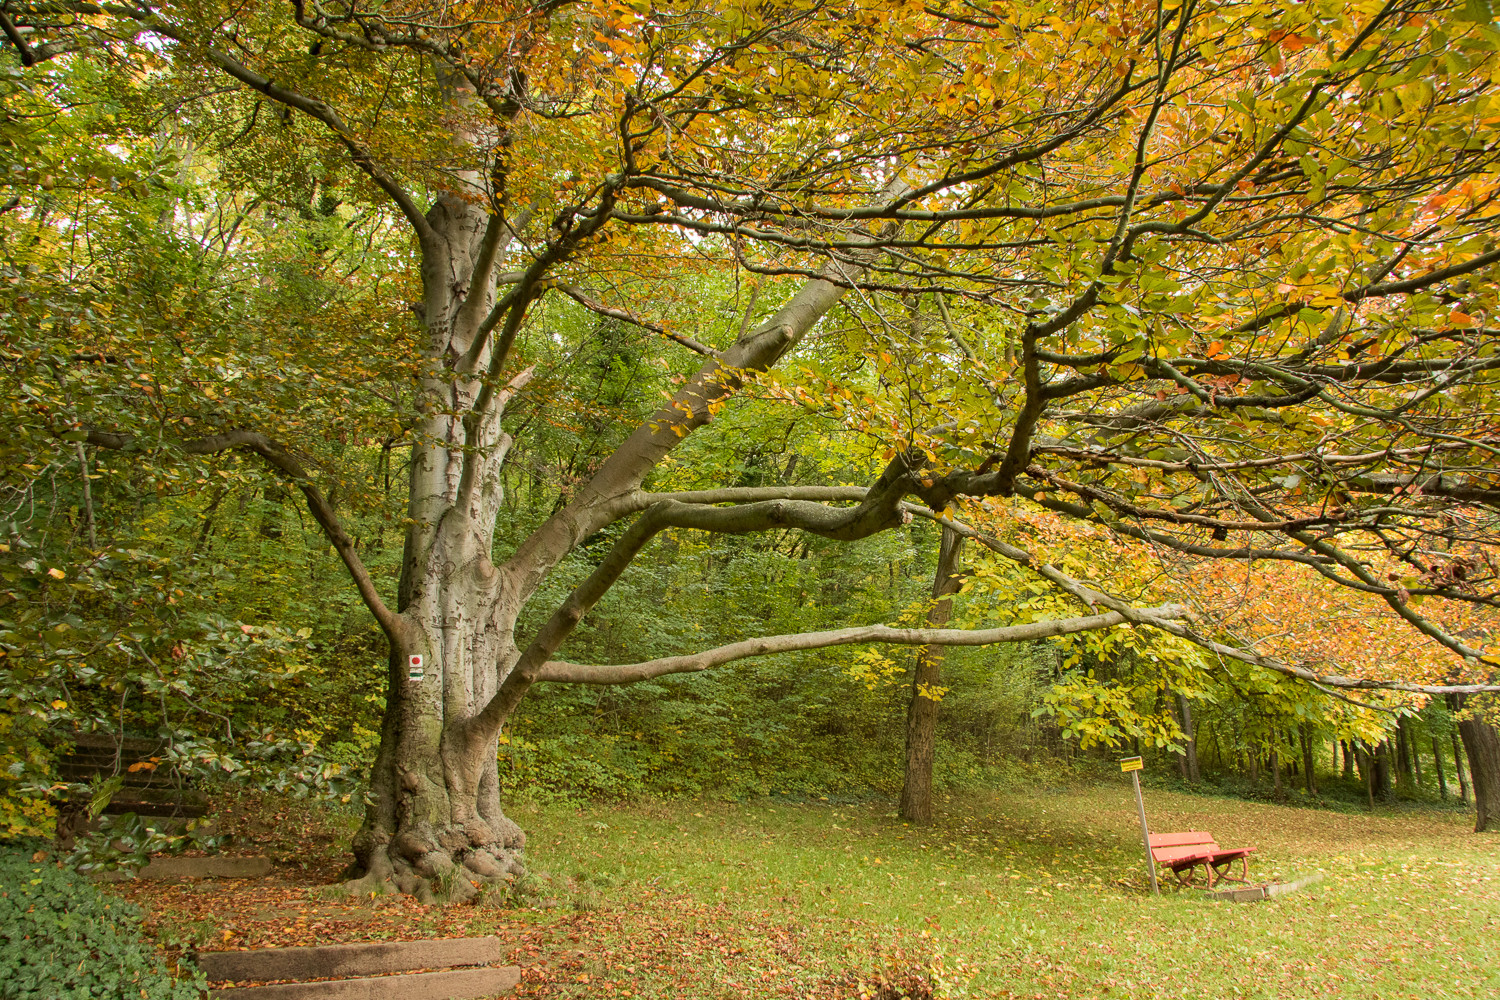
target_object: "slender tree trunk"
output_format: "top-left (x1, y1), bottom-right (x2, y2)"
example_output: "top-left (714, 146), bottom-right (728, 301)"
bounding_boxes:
top-left (1271, 747), bottom-right (1282, 799)
top-left (1396, 717), bottom-right (1413, 792)
top-left (1176, 695), bottom-right (1199, 782)
top-left (1300, 724), bottom-right (1316, 795)
top-left (1452, 730), bottom-right (1470, 804)
top-left (1433, 737), bottom-right (1448, 800)
top-left (1456, 715), bottom-right (1500, 833)
top-left (899, 527), bottom-right (965, 824)
top-left (1411, 720), bottom-right (1423, 785)
top-left (1357, 743), bottom-right (1374, 810)
top-left (1342, 740), bottom-right (1355, 781)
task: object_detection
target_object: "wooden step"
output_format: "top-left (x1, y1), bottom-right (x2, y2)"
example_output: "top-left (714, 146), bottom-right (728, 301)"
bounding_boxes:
top-left (104, 801), bottom-right (209, 820)
top-left (63, 732), bottom-right (167, 755)
top-left (207, 966), bottom-right (519, 1000)
top-left (102, 855), bottom-right (271, 881)
top-left (56, 762), bottom-right (184, 787)
top-left (78, 784), bottom-right (206, 805)
top-left (198, 938), bottom-right (505, 983)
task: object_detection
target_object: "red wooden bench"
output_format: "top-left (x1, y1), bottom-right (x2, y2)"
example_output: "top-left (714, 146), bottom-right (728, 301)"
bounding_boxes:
top-left (1148, 831), bottom-right (1254, 888)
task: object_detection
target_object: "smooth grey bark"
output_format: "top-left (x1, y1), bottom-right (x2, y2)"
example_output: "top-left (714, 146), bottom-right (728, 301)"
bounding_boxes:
top-left (899, 526), bottom-right (966, 824)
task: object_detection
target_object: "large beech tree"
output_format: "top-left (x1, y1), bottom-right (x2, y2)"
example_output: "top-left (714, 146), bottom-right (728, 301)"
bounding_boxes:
top-left (7, 0), bottom-right (1500, 895)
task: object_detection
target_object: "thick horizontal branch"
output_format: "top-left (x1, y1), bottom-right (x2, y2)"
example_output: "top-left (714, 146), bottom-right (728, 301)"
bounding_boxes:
top-left (597, 485), bottom-right (870, 524)
top-left (537, 605), bottom-right (1186, 685)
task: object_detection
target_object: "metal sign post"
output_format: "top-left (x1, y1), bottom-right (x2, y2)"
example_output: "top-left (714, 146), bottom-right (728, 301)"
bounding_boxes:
top-left (1120, 756), bottom-right (1158, 895)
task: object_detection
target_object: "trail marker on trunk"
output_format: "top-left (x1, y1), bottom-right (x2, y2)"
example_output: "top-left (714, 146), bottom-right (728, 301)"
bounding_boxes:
top-left (408, 655), bottom-right (424, 682)
top-left (1120, 756), bottom-right (1158, 895)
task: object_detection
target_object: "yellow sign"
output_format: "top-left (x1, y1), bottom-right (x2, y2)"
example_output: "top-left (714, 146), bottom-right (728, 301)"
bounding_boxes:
top-left (1119, 756), bottom-right (1144, 772)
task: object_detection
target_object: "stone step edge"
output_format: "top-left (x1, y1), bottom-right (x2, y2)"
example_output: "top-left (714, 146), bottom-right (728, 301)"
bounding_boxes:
top-left (208, 965), bottom-right (520, 1000)
top-left (197, 936), bottom-right (506, 984)
top-left (1206, 872), bottom-right (1325, 902)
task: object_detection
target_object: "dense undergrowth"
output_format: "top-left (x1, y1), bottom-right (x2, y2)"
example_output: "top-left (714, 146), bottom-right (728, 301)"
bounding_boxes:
top-left (0, 839), bottom-right (204, 1000)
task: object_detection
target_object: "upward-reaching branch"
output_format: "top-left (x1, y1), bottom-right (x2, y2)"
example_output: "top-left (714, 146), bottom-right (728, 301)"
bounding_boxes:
top-left (501, 178), bottom-right (913, 595)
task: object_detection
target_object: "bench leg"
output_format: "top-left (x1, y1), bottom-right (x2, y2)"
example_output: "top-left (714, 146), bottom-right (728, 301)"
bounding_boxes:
top-left (1210, 857), bottom-right (1250, 886)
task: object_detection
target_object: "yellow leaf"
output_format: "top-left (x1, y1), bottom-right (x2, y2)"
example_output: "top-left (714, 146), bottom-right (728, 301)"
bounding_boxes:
top-left (50, 700), bottom-right (67, 710)
top-left (47, 567), bottom-right (65, 580)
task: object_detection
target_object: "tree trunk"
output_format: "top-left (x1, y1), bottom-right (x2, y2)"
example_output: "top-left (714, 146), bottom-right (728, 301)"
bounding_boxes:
top-left (1357, 743), bottom-right (1374, 810)
top-left (1453, 730), bottom-right (1470, 804)
top-left (1395, 717), bottom-right (1413, 792)
top-left (898, 527), bottom-right (965, 824)
top-left (1271, 747), bottom-right (1282, 799)
top-left (1341, 740), bottom-right (1354, 781)
top-left (344, 189), bottom-right (534, 902)
top-left (1300, 724), bottom-right (1316, 795)
top-left (1411, 720), bottom-right (1423, 785)
top-left (1432, 736), bottom-right (1448, 800)
top-left (1456, 715), bottom-right (1500, 833)
top-left (1176, 694), bottom-right (1199, 782)
top-left (1374, 741), bottom-right (1393, 802)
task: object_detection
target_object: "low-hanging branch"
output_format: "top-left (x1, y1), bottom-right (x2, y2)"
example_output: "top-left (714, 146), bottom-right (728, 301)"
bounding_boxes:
top-left (535, 605), bottom-right (1187, 685)
top-left (80, 427), bottom-right (402, 642)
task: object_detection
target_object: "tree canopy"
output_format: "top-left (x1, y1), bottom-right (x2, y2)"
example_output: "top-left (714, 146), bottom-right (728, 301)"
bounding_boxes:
top-left (4, 0), bottom-right (1500, 884)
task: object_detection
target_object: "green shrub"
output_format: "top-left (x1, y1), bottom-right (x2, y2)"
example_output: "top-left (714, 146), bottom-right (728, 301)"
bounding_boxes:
top-left (0, 840), bottom-right (204, 1000)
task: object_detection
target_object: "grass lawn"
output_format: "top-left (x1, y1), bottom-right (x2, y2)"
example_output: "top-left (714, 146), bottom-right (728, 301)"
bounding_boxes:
top-left (123, 782), bottom-right (1500, 999)
top-left (513, 784), bottom-right (1499, 999)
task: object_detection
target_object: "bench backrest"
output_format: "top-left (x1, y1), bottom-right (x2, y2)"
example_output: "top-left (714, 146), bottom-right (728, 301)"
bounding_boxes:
top-left (1149, 831), bottom-right (1215, 849)
top-left (1148, 831), bottom-right (1218, 863)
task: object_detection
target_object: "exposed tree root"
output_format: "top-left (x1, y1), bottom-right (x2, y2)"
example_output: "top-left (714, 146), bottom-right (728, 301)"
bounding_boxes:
top-left (341, 817), bottom-right (526, 904)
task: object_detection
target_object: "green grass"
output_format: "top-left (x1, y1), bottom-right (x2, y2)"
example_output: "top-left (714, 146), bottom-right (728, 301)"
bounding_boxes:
top-left (510, 783), bottom-right (1500, 999)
